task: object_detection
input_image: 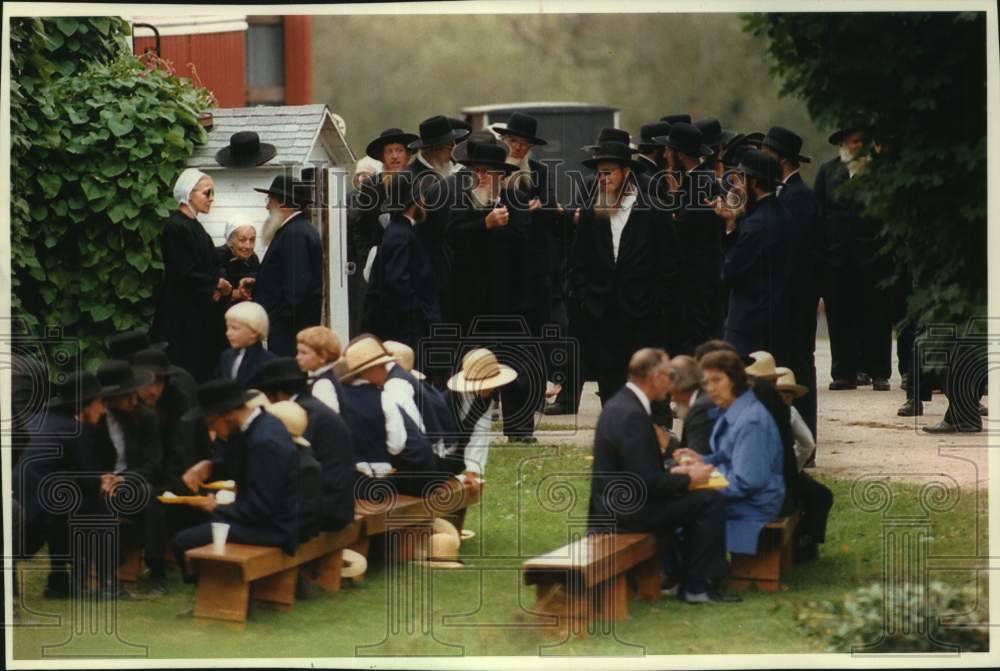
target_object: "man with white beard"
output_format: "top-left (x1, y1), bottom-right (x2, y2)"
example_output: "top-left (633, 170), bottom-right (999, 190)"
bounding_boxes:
top-left (406, 115), bottom-right (469, 189)
top-left (252, 175), bottom-right (323, 356)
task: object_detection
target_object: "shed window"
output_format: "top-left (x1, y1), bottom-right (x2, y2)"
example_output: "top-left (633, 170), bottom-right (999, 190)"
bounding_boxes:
top-left (246, 16), bottom-right (284, 105)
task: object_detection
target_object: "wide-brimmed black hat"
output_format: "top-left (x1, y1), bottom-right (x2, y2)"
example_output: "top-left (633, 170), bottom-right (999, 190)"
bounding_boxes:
top-left (655, 122), bottom-right (713, 158)
top-left (96, 360), bottom-right (156, 398)
top-left (736, 148), bottom-right (782, 184)
top-left (452, 140), bottom-right (516, 173)
top-left (582, 141), bottom-right (641, 170)
top-left (660, 113), bottom-right (692, 125)
top-left (365, 128), bottom-right (419, 161)
top-left (48, 371), bottom-right (115, 409)
top-left (107, 330), bottom-right (167, 360)
top-left (695, 117), bottom-right (736, 148)
top-left (637, 121), bottom-right (672, 151)
top-left (762, 126), bottom-right (811, 163)
top-left (255, 357), bottom-right (308, 392)
top-left (408, 115), bottom-right (469, 150)
top-left (215, 131), bottom-right (277, 168)
top-left (253, 175), bottom-right (312, 208)
top-left (181, 378), bottom-right (259, 422)
top-left (828, 127), bottom-right (861, 146)
top-left (723, 131), bottom-right (764, 152)
top-left (447, 117), bottom-right (472, 132)
top-left (131, 348), bottom-right (186, 378)
top-left (494, 112), bottom-right (548, 146)
top-left (582, 128), bottom-right (637, 153)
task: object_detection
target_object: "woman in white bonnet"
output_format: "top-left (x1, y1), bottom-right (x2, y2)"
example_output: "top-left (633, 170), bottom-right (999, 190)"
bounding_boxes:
top-left (214, 216), bottom-right (260, 304)
top-left (151, 168), bottom-right (230, 382)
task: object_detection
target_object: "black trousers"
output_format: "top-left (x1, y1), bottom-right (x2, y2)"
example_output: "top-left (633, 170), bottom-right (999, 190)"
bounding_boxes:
top-left (825, 260), bottom-right (893, 381)
top-left (790, 287), bottom-right (819, 438)
top-left (795, 472), bottom-right (833, 545)
top-left (268, 304), bottom-right (322, 357)
top-left (581, 303), bottom-right (659, 406)
top-left (940, 341), bottom-right (987, 430)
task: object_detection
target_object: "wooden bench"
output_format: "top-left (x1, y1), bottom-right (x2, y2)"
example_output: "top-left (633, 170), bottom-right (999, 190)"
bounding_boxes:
top-left (185, 521), bottom-right (361, 623)
top-left (728, 512), bottom-right (800, 592)
top-left (522, 533), bottom-right (660, 635)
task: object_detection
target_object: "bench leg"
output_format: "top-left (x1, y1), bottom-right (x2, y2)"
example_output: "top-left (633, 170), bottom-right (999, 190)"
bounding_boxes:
top-left (390, 524), bottom-right (431, 563)
top-left (730, 544), bottom-right (782, 592)
top-left (251, 566), bottom-right (299, 610)
top-left (192, 562), bottom-right (250, 623)
top-left (628, 554), bottom-right (661, 601)
top-left (595, 574), bottom-right (628, 621)
top-left (307, 549), bottom-right (344, 592)
top-left (117, 545), bottom-right (143, 583)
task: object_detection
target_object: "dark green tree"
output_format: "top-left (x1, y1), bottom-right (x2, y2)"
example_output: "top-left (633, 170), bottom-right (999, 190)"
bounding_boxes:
top-left (11, 18), bottom-right (212, 367)
top-left (745, 12), bottom-right (987, 329)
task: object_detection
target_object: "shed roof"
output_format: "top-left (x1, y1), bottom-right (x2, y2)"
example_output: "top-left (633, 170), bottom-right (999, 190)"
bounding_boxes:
top-left (461, 102), bottom-right (619, 115)
top-left (188, 104), bottom-right (355, 170)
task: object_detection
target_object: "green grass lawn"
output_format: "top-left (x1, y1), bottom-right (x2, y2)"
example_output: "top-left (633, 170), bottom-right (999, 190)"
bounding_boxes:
top-left (12, 441), bottom-right (988, 659)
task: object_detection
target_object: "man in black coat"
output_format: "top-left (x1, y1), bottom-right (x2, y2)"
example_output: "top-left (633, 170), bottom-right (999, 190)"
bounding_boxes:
top-left (108, 329), bottom-right (197, 402)
top-left (363, 172), bottom-right (442, 354)
top-left (762, 126), bottom-right (820, 437)
top-left (715, 150), bottom-right (794, 364)
top-left (587, 348), bottom-right (735, 603)
top-left (814, 128), bottom-right (892, 391)
top-left (253, 175), bottom-right (324, 356)
top-left (172, 379), bottom-right (301, 581)
top-left (255, 358), bottom-right (358, 531)
top-left (568, 141), bottom-right (682, 405)
top-left (668, 354), bottom-right (717, 455)
top-left (658, 123), bottom-right (726, 354)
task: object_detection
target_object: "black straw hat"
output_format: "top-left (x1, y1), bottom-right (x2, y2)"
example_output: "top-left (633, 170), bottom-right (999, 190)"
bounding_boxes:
top-left (637, 122), bottom-right (672, 151)
top-left (660, 113), bottom-right (692, 125)
top-left (446, 117), bottom-right (472, 132)
top-left (655, 122), bottom-right (713, 158)
top-left (96, 360), bottom-right (156, 398)
top-left (761, 126), bottom-right (812, 163)
top-left (582, 141), bottom-right (640, 170)
top-left (132, 348), bottom-right (186, 378)
top-left (736, 149), bottom-right (782, 185)
top-left (452, 141), bottom-right (516, 173)
top-left (107, 330), bottom-right (167, 360)
top-left (695, 117), bottom-right (736, 148)
top-left (582, 128), bottom-right (637, 153)
top-left (494, 112), bottom-right (548, 146)
top-left (181, 378), bottom-right (259, 422)
top-left (215, 131), bottom-right (277, 168)
top-left (408, 115), bottom-right (469, 150)
top-left (828, 127), bottom-right (861, 146)
top-left (254, 357), bottom-right (308, 392)
top-left (253, 175), bottom-right (312, 208)
top-left (365, 128), bottom-right (419, 161)
top-left (48, 371), bottom-right (114, 410)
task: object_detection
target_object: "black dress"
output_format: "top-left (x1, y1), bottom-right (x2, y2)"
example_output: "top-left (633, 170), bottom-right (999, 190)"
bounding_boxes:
top-left (215, 244), bottom-right (260, 292)
top-left (152, 210), bottom-right (226, 382)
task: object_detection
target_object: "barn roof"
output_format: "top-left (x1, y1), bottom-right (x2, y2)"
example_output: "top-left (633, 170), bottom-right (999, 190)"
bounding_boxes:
top-left (188, 104), bottom-right (356, 170)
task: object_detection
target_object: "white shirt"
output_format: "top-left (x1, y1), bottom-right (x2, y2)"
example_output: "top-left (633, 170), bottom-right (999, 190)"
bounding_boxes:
top-left (240, 406), bottom-right (262, 433)
top-left (609, 190), bottom-right (638, 262)
top-left (454, 393), bottom-right (495, 475)
top-left (308, 363), bottom-right (340, 413)
top-left (625, 381), bottom-right (651, 416)
top-left (789, 405), bottom-right (816, 471)
top-left (106, 412), bottom-right (128, 473)
top-left (230, 349), bottom-right (246, 379)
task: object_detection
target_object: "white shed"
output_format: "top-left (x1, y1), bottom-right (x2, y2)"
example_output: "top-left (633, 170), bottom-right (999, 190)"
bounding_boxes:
top-left (187, 104), bottom-right (356, 339)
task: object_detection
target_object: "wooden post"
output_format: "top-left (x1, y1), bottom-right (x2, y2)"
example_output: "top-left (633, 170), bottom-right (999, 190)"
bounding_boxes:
top-left (192, 562), bottom-right (251, 623)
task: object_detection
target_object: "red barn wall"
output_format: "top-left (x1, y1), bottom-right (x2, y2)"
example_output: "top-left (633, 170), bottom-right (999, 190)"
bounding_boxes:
top-left (283, 16), bottom-right (313, 105)
top-left (134, 31), bottom-right (247, 108)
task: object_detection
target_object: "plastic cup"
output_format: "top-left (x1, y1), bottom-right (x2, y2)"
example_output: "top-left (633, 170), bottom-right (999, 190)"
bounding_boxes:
top-left (211, 522), bottom-right (230, 554)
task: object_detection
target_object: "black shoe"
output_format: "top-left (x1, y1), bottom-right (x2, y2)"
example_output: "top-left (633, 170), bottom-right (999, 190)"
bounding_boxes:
top-left (794, 542), bottom-right (820, 564)
top-left (43, 584), bottom-right (71, 599)
top-left (542, 403), bottom-right (568, 416)
top-left (144, 574), bottom-right (168, 596)
top-left (872, 378), bottom-right (891, 391)
top-left (684, 590), bottom-right (742, 604)
top-left (507, 435), bottom-right (538, 444)
top-left (922, 420), bottom-right (981, 434)
top-left (829, 379), bottom-right (857, 391)
top-left (979, 403), bottom-right (988, 416)
top-left (897, 399), bottom-right (923, 416)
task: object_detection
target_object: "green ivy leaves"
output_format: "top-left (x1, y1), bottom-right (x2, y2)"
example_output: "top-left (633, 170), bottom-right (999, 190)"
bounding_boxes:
top-left (11, 17), bottom-right (211, 368)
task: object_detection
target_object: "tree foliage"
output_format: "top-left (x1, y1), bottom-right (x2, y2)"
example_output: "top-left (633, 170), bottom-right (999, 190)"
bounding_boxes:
top-left (745, 12), bottom-right (987, 328)
top-left (11, 18), bottom-right (213, 366)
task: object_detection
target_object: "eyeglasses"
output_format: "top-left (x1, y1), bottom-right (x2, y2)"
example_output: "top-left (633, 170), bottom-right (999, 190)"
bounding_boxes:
top-left (201, 188), bottom-right (214, 197)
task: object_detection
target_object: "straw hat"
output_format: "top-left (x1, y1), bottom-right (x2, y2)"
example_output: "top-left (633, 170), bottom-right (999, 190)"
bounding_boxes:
top-left (340, 334), bottom-right (396, 382)
top-left (383, 340), bottom-right (426, 381)
top-left (341, 548), bottom-right (368, 579)
top-left (745, 351), bottom-right (781, 381)
top-left (446, 348), bottom-right (518, 393)
top-left (775, 366), bottom-right (809, 399)
top-left (266, 400), bottom-right (311, 447)
top-left (413, 518), bottom-right (464, 569)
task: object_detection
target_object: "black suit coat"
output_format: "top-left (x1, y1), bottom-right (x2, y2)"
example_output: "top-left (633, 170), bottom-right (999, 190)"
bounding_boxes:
top-left (568, 190), bottom-right (680, 330)
top-left (751, 380), bottom-right (799, 516)
top-left (813, 156), bottom-right (882, 267)
top-left (255, 211), bottom-right (323, 327)
top-left (779, 172), bottom-right (821, 304)
top-left (90, 405), bottom-right (163, 496)
top-left (216, 342), bottom-right (276, 390)
top-left (680, 391), bottom-right (717, 456)
top-left (296, 393), bottom-right (358, 531)
top-left (588, 385), bottom-right (691, 532)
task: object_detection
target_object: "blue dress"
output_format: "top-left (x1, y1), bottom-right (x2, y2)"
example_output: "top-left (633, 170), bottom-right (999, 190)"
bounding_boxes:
top-left (705, 388), bottom-right (785, 554)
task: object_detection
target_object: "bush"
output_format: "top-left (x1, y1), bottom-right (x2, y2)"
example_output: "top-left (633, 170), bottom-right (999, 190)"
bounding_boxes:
top-left (794, 580), bottom-right (988, 653)
top-left (11, 18), bottom-right (212, 367)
